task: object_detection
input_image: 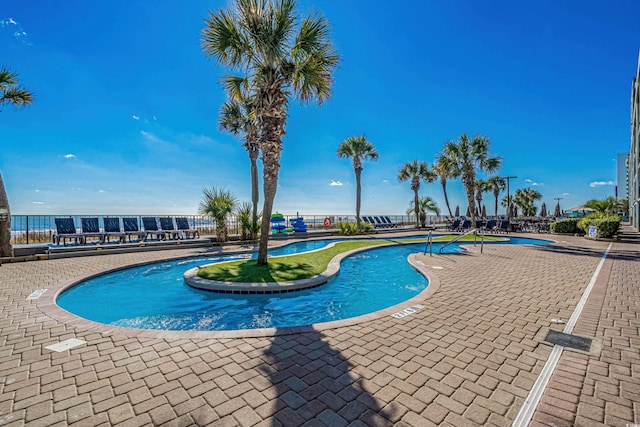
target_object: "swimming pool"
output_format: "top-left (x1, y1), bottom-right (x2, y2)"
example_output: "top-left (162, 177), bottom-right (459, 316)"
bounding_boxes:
top-left (56, 236), bottom-right (552, 331)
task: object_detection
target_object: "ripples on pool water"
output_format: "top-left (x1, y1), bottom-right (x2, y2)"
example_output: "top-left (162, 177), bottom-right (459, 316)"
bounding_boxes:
top-left (56, 236), bottom-right (552, 331)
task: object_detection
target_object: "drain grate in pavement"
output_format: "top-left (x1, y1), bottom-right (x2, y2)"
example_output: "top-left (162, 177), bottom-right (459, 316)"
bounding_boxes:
top-left (545, 330), bottom-right (592, 352)
top-left (45, 338), bottom-right (87, 353)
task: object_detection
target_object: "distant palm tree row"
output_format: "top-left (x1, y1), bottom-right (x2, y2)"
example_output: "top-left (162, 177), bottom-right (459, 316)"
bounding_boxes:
top-left (336, 132), bottom-right (511, 230)
top-left (392, 134), bottom-right (503, 228)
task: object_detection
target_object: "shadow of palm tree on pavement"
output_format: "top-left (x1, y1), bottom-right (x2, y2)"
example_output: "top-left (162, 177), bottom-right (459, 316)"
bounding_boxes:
top-left (259, 329), bottom-right (392, 426)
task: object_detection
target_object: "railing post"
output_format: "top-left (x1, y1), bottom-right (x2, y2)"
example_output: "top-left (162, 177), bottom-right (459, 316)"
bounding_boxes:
top-left (481, 227), bottom-right (485, 253)
top-left (26, 215), bottom-right (29, 244)
top-left (424, 229), bottom-right (433, 256)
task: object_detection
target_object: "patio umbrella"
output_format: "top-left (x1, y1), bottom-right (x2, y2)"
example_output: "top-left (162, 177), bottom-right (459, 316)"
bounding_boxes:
top-left (481, 204), bottom-right (487, 219)
top-left (511, 204), bottom-right (518, 218)
top-left (554, 201), bottom-right (561, 217)
top-left (454, 205), bottom-right (460, 217)
top-left (539, 202), bottom-right (547, 217)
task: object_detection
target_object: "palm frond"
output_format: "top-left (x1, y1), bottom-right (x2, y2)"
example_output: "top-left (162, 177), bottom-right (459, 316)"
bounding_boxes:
top-left (201, 8), bottom-right (252, 70)
top-left (0, 67), bottom-right (33, 110)
top-left (0, 68), bottom-right (19, 88)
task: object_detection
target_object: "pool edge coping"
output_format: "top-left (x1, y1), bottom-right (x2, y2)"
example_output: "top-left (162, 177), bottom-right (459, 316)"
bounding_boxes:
top-left (36, 244), bottom-right (442, 340)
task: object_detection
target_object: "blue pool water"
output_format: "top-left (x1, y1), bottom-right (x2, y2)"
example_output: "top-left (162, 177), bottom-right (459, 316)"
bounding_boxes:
top-left (56, 236), bottom-right (552, 331)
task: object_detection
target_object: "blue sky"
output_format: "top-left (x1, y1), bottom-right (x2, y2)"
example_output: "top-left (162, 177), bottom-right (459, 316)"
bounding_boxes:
top-left (1, 0), bottom-right (639, 216)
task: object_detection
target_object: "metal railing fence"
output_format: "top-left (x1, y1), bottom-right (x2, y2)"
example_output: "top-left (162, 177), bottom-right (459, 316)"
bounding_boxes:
top-left (9, 213), bottom-right (444, 245)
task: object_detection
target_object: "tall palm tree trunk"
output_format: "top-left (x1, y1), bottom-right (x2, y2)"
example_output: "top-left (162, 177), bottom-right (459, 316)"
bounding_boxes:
top-left (494, 195), bottom-right (499, 219)
top-left (0, 173), bottom-right (12, 258)
top-left (258, 160), bottom-right (280, 265)
top-left (249, 152), bottom-right (259, 239)
top-left (413, 188), bottom-right (420, 228)
top-left (441, 180), bottom-right (453, 218)
top-left (355, 168), bottom-right (362, 225)
top-left (258, 152), bottom-right (280, 265)
top-left (255, 76), bottom-right (286, 265)
top-left (463, 176), bottom-right (477, 226)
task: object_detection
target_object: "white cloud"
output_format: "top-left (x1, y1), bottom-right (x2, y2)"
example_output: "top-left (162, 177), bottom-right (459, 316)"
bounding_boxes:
top-left (329, 180), bottom-right (343, 187)
top-left (382, 179), bottom-right (389, 183)
top-left (1, 18), bottom-right (31, 45)
top-left (63, 154), bottom-right (75, 159)
top-left (189, 134), bottom-right (218, 146)
top-left (132, 115), bottom-right (140, 121)
top-left (562, 192), bottom-right (571, 196)
top-left (140, 130), bottom-right (161, 143)
top-left (525, 178), bottom-right (543, 186)
top-left (589, 181), bottom-right (615, 188)
top-left (98, 189), bottom-right (105, 193)
top-left (32, 201), bottom-right (44, 205)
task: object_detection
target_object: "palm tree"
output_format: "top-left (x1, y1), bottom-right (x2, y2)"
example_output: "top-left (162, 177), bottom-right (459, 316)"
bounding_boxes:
top-left (407, 196), bottom-right (440, 228)
top-left (584, 197), bottom-right (621, 215)
top-left (199, 186), bottom-right (238, 243)
top-left (0, 67), bottom-right (33, 111)
top-left (398, 160), bottom-right (436, 228)
top-left (441, 134), bottom-right (502, 226)
top-left (236, 201), bottom-right (260, 240)
top-left (1, 67), bottom-right (33, 258)
top-left (433, 154), bottom-right (459, 218)
top-left (474, 179), bottom-right (489, 217)
top-left (513, 188), bottom-right (542, 217)
top-left (338, 135), bottom-right (379, 225)
top-left (218, 78), bottom-right (260, 239)
top-left (486, 176), bottom-right (506, 219)
top-left (202, 0), bottom-right (339, 265)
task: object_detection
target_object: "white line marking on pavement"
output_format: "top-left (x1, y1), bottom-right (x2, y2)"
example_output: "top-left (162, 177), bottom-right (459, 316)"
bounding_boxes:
top-left (511, 242), bottom-right (612, 427)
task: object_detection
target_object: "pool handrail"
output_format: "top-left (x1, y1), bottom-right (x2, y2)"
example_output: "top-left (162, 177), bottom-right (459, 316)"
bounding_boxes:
top-left (439, 227), bottom-right (485, 254)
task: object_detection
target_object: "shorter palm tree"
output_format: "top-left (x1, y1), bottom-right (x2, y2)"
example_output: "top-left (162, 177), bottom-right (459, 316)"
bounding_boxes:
top-left (407, 196), bottom-right (440, 228)
top-left (584, 197), bottom-right (622, 215)
top-left (441, 134), bottom-right (502, 226)
top-left (486, 176), bottom-right (506, 218)
top-left (513, 188), bottom-right (542, 217)
top-left (474, 179), bottom-right (489, 217)
top-left (433, 155), bottom-right (458, 218)
top-left (199, 186), bottom-right (238, 243)
top-left (398, 160), bottom-right (436, 228)
top-left (218, 80), bottom-right (260, 239)
top-left (337, 135), bottom-right (378, 225)
top-left (235, 201), bottom-right (261, 240)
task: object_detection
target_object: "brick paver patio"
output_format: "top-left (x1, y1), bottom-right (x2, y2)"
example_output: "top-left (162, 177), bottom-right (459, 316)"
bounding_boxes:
top-left (0, 228), bottom-right (638, 426)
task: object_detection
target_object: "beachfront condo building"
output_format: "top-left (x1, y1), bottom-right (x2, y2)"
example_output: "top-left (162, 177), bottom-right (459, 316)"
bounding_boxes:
top-left (630, 52), bottom-right (640, 231)
top-left (617, 152), bottom-right (629, 200)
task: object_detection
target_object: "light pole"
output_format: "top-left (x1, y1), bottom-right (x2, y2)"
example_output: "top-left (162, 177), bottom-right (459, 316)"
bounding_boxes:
top-left (504, 176), bottom-right (517, 221)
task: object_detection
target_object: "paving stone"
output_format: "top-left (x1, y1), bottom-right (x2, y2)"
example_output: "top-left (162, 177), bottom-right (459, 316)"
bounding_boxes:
top-left (1, 231), bottom-right (638, 426)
